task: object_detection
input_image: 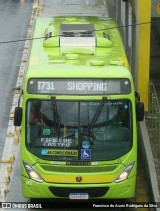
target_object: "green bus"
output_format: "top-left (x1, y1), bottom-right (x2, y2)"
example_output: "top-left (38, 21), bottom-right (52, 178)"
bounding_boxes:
top-left (14, 16), bottom-right (144, 199)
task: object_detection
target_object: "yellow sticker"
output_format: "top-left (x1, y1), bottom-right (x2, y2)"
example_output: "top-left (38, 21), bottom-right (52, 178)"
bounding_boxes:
top-left (46, 149), bottom-right (78, 156)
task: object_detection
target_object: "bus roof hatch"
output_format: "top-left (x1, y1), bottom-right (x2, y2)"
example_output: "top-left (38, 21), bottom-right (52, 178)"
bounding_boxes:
top-left (60, 24), bottom-right (96, 54)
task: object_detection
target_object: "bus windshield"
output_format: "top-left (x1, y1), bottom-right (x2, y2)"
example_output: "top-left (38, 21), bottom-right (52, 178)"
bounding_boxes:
top-left (26, 99), bottom-right (132, 161)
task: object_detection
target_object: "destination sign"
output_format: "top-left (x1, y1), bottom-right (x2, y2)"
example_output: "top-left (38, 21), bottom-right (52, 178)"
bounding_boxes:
top-left (35, 138), bottom-right (76, 148)
top-left (28, 78), bottom-right (131, 95)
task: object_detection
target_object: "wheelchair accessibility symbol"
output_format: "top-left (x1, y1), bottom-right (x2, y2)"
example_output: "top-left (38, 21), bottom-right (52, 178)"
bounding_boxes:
top-left (81, 149), bottom-right (91, 159)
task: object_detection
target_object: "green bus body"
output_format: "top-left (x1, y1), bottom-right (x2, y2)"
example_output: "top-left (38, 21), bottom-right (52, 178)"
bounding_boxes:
top-left (19, 16), bottom-right (142, 199)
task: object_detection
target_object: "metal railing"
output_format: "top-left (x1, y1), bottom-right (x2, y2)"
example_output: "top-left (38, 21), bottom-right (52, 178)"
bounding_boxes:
top-left (146, 80), bottom-right (160, 159)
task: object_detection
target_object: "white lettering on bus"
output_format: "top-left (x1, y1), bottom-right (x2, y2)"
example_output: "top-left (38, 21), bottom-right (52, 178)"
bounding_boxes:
top-left (38, 81), bottom-right (55, 90)
top-left (67, 82), bottom-right (107, 91)
top-left (40, 138), bottom-right (72, 147)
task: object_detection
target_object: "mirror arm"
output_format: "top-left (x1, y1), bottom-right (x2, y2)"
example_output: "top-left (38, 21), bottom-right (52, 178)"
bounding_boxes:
top-left (135, 91), bottom-right (140, 102)
top-left (18, 90), bottom-right (23, 108)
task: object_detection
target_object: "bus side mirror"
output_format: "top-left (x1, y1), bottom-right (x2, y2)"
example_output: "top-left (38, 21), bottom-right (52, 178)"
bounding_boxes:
top-left (14, 107), bottom-right (22, 126)
top-left (136, 102), bottom-right (144, 121)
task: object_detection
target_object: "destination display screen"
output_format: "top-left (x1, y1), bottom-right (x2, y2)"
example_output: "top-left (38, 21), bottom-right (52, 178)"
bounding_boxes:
top-left (27, 78), bottom-right (131, 95)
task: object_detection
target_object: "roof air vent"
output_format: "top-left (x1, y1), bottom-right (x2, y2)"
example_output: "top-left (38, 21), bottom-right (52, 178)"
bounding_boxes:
top-left (90, 60), bottom-right (105, 66)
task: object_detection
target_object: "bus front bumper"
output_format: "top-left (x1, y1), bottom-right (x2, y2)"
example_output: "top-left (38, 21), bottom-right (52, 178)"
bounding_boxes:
top-left (22, 175), bottom-right (136, 199)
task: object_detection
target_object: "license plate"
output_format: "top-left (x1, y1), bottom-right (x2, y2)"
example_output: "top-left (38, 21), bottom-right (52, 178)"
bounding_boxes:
top-left (69, 193), bottom-right (89, 200)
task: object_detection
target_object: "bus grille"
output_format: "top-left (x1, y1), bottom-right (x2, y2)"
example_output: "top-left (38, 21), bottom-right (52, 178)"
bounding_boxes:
top-left (40, 164), bottom-right (118, 173)
top-left (48, 187), bottom-right (109, 197)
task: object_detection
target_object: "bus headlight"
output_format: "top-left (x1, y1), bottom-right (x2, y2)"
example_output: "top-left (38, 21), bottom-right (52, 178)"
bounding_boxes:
top-left (23, 161), bottom-right (44, 183)
top-left (114, 162), bottom-right (135, 183)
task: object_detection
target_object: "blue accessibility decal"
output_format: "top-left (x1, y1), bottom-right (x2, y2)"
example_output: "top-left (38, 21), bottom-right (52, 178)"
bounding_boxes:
top-left (81, 149), bottom-right (91, 159)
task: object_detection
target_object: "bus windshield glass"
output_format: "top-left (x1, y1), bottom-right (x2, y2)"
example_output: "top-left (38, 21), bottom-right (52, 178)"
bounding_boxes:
top-left (26, 99), bottom-right (132, 161)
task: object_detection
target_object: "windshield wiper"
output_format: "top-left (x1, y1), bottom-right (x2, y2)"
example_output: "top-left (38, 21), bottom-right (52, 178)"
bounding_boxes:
top-left (88, 97), bottom-right (107, 133)
top-left (51, 97), bottom-right (60, 136)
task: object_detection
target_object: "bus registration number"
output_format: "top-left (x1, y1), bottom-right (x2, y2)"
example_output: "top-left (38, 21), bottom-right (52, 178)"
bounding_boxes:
top-left (69, 193), bottom-right (89, 200)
